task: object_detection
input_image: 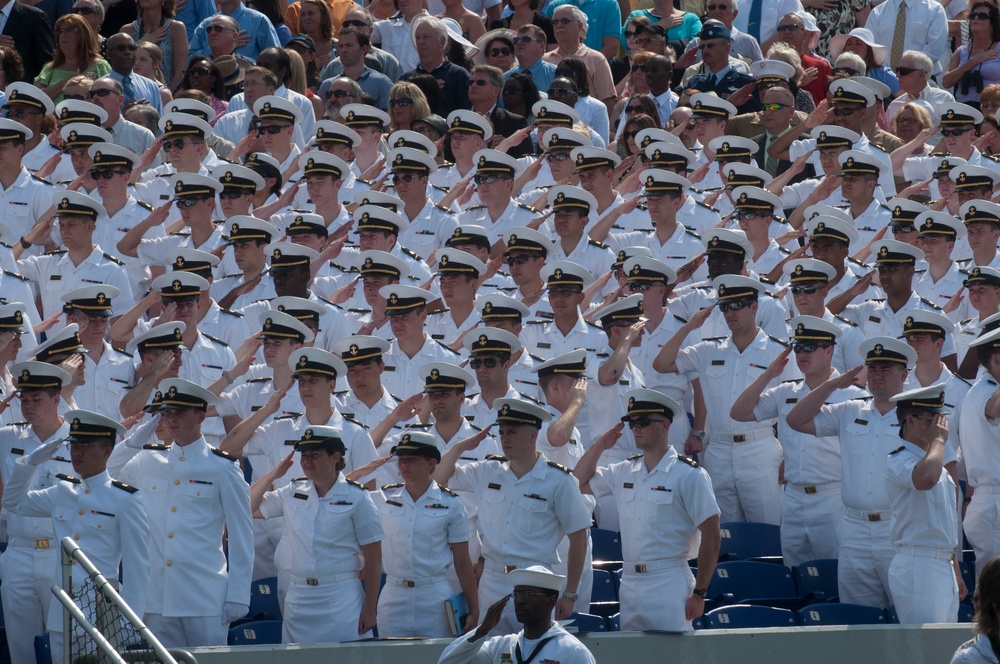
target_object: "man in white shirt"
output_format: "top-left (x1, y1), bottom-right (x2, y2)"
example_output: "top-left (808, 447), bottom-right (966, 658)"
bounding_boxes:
top-left (866, 0), bottom-right (949, 75)
top-left (886, 51), bottom-right (955, 123)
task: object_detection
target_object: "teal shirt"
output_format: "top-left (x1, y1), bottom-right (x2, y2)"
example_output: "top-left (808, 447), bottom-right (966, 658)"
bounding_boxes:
top-left (622, 10), bottom-right (702, 47)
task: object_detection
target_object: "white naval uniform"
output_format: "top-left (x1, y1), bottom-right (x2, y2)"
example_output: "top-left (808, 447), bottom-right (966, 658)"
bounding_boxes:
top-left (17, 246), bottom-right (136, 319)
top-left (789, 135), bottom-right (896, 198)
top-left (0, 168), bottom-right (55, 253)
top-left (842, 200), bottom-right (893, 254)
top-left (73, 344), bottom-right (133, 421)
top-left (842, 291), bottom-right (958, 358)
top-left (522, 316), bottom-right (606, 360)
top-left (914, 263), bottom-right (967, 310)
top-left (258, 474), bottom-right (383, 644)
top-left (239, 291), bottom-right (350, 353)
top-left (605, 224), bottom-right (706, 277)
top-left (381, 335), bottom-right (463, 398)
top-left (116, 437), bottom-right (253, 648)
top-left (426, 308), bottom-right (480, 348)
top-left (448, 454), bottom-right (592, 635)
top-left (437, 622), bottom-right (596, 664)
top-left (813, 397), bottom-right (901, 608)
top-left (674, 329), bottom-right (799, 524)
top-left (885, 441), bottom-right (959, 624)
top-left (2, 463), bottom-right (150, 661)
top-left (373, 480), bottom-right (468, 637)
top-left (399, 199), bottom-right (460, 261)
top-left (903, 367), bottom-right (970, 463)
top-left (754, 377), bottom-right (866, 566)
top-left (22, 140), bottom-right (60, 174)
top-left (547, 237), bottom-right (616, 281)
top-left (668, 285), bottom-right (791, 341)
top-left (135, 224), bottom-right (227, 270)
top-left (958, 374), bottom-right (1000, 575)
top-left (132, 163), bottom-right (215, 210)
top-left (459, 200), bottom-right (538, 246)
top-left (174, 333), bottom-right (237, 446)
top-left (632, 316), bottom-right (694, 447)
top-left (339, 388), bottom-right (410, 446)
top-left (0, 421), bottom-right (73, 664)
top-left (92, 195), bottom-right (162, 299)
top-left (590, 448), bottom-right (719, 631)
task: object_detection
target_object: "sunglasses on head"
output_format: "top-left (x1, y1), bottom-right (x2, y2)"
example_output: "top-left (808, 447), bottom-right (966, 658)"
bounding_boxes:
top-left (470, 357), bottom-right (501, 369)
top-left (89, 168), bottom-right (128, 180)
top-left (718, 299), bottom-right (753, 312)
top-left (489, 47), bottom-right (512, 57)
top-left (627, 417), bottom-right (665, 429)
top-left (793, 343), bottom-right (830, 354)
top-left (506, 254), bottom-right (534, 265)
top-left (257, 124), bottom-right (289, 135)
top-left (389, 98), bottom-right (412, 107)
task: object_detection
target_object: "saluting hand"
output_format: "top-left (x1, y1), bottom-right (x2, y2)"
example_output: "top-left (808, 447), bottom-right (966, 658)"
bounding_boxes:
top-left (472, 595), bottom-right (510, 641)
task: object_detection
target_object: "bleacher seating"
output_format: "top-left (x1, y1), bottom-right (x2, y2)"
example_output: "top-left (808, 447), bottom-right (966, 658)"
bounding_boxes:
top-left (245, 576), bottom-right (281, 622)
top-left (708, 561), bottom-right (797, 606)
top-left (33, 635), bottom-right (50, 664)
top-left (591, 528), bottom-right (623, 571)
top-left (703, 605), bottom-right (797, 629)
top-left (228, 620), bottom-right (283, 645)
top-left (718, 522), bottom-right (782, 561)
top-left (799, 603), bottom-right (886, 626)
top-left (568, 612), bottom-right (608, 633)
top-left (589, 569), bottom-right (619, 617)
top-left (791, 559), bottom-right (839, 603)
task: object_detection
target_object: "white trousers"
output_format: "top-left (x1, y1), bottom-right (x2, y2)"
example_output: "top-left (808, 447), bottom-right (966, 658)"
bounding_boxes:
top-left (703, 436), bottom-right (783, 524)
top-left (888, 551), bottom-right (958, 624)
top-left (0, 545), bottom-right (56, 664)
top-left (376, 577), bottom-right (454, 638)
top-left (143, 614), bottom-right (228, 648)
top-left (835, 515), bottom-right (895, 608)
top-left (619, 562), bottom-right (694, 631)
top-left (780, 483), bottom-right (843, 567)
top-left (964, 493), bottom-right (1000, 578)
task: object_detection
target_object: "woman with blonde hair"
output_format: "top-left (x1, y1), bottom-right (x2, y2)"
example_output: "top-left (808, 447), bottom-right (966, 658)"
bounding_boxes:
top-left (121, 0), bottom-right (189, 92)
top-left (134, 42), bottom-right (173, 106)
top-left (285, 48), bottom-right (324, 118)
top-left (35, 13), bottom-right (109, 102)
top-left (766, 43), bottom-right (817, 112)
top-left (388, 81), bottom-right (431, 132)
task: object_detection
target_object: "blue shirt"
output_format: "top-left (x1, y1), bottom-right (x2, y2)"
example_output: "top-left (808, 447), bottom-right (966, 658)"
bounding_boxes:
top-left (543, 0), bottom-right (621, 53)
top-left (109, 71), bottom-right (164, 115)
top-left (505, 59), bottom-right (557, 95)
top-left (175, 0), bottom-right (217, 43)
top-left (189, 4), bottom-right (280, 62)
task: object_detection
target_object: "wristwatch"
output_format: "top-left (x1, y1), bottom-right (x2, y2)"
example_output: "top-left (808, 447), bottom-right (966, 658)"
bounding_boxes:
top-left (692, 588), bottom-right (708, 599)
top-left (692, 430), bottom-right (706, 441)
top-left (562, 591), bottom-right (579, 601)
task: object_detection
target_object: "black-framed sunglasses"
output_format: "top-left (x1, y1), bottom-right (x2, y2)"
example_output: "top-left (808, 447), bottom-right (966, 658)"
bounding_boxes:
top-left (546, 152), bottom-right (571, 162)
top-left (895, 66), bottom-right (921, 76)
top-left (470, 357), bottom-right (501, 369)
top-left (392, 173), bottom-right (418, 184)
top-left (891, 224), bottom-right (917, 234)
top-left (548, 87), bottom-right (574, 96)
top-left (325, 88), bottom-right (351, 100)
top-left (88, 88), bottom-right (116, 98)
top-left (174, 197), bottom-right (210, 208)
top-left (970, 11), bottom-right (993, 20)
top-left (489, 47), bottom-right (512, 57)
top-left (474, 174), bottom-right (510, 185)
top-left (164, 138), bottom-right (190, 150)
top-left (220, 190), bottom-right (249, 200)
top-left (4, 107), bottom-right (41, 118)
top-left (472, 79), bottom-right (492, 87)
top-left (513, 35), bottom-right (539, 44)
top-left (789, 285), bottom-right (821, 295)
top-left (389, 98), bottom-right (412, 108)
top-left (627, 282), bottom-right (654, 291)
top-left (776, 23), bottom-right (802, 31)
top-left (88, 168), bottom-right (128, 180)
top-left (627, 417), bottom-right (665, 429)
top-left (341, 19), bottom-right (369, 27)
top-left (205, 24), bottom-right (232, 33)
top-left (718, 299), bottom-right (753, 312)
top-left (735, 211), bottom-right (763, 221)
top-left (512, 589), bottom-right (552, 600)
top-left (831, 67), bottom-right (857, 76)
top-left (630, 64), bottom-right (649, 73)
top-left (257, 124), bottom-right (289, 135)
top-left (506, 254), bottom-right (534, 266)
top-left (832, 107), bottom-right (860, 117)
top-left (72, 6), bottom-right (96, 14)
top-left (188, 67), bottom-right (212, 77)
top-left (941, 127), bottom-right (972, 136)
top-left (793, 343), bottom-right (831, 354)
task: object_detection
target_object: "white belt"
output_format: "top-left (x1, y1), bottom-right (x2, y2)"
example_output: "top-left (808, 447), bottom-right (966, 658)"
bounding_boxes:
top-left (484, 561), bottom-right (534, 574)
top-left (972, 485), bottom-right (1000, 495)
top-left (710, 427), bottom-right (775, 443)
top-left (895, 545), bottom-right (954, 561)
top-left (7, 537), bottom-right (53, 550)
top-left (290, 572), bottom-right (358, 586)
top-left (788, 481), bottom-right (841, 494)
top-left (386, 574), bottom-right (448, 588)
top-left (845, 508), bottom-right (891, 522)
top-left (623, 559), bottom-right (688, 574)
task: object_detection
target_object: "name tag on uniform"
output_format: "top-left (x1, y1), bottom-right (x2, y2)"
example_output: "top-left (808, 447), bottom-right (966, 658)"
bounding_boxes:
top-left (293, 493), bottom-right (309, 500)
top-left (386, 500), bottom-right (403, 507)
top-left (110, 377), bottom-right (130, 385)
top-left (854, 419), bottom-right (868, 426)
top-left (330, 500), bottom-right (353, 506)
top-left (50, 275), bottom-right (62, 281)
top-left (868, 316), bottom-right (881, 323)
top-left (623, 482), bottom-right (634, 489)
top-left (488, 483), bottom-right (502, 491)
top-left (711, 360), bottom-right (725, 366)
top-left (189, 479), bottom-right (212, 485)
top-left (431, 334), bottom-right (445, 340)
top-left (384, 366), bottom-right (396, 371)
top-left (537, 343), bottom-right (551, 349)
top-left (786, 398), bottom-right (798, 404)
top-left (619, 380), bottom-right (629, 385)
top-left (11, 448), bottom-right (23, 455)
top-left (425, 503), bottom-right (448, 509)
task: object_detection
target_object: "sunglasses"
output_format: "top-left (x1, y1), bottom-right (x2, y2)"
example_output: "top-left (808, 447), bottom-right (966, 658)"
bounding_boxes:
top-left (470, 357), bottom-right (501, 369)
top-left (112, 43), bottom-right (138, 52)
top-left (761, 102), bottom-right (788, 111)
top-left (625, 105), bottom-right (646, 114)
top-left (392, 173), bottom-right (418, 184)
top-left (971, 11), bottom-right (993, 19)
top-left (622, 130), bottom-right (641, 139)
top-left (553, 17), bottom-right (577, 26)
top-left (175, 197), bottom-right (210, 208)
top-left (624, 30), bottom-right (639, 39)
top-left (832, 107), bottom-right (860, 117)
top-left (627, 282), bottom-right (654, 291)
top-left (707, 3), bottom-right (731, 8)
top-left (506, 254), bottom-right (535, 265)
top-left (205, 24), bottom-right (232, 33)
top-left (793, 343), bottom-right (830, 354)
top-left (504, 86), bottom-right (523, 94)
top-left (164, 138), bottom-right (190, 150)
top-left (474, 174), bottom-right (509, 185)
top-left (776, 23), bottom-right (802, 31)
top-left (735, 211), bottom-right (763, 220)
top-left (630, 64), bottom-right (649, 73)
top-left (220, 190), bottom-right (248, 199)
top-left (472, 79), bottom-right (492, 87)
top-left (718, 299), bottom-right (753, 312)
top-left (548, 287), bottom-right (581, 298)
top-left (790, 285), bottom-right (822, 295)
top-left (548, 87), bottom-right (574, 96)
top-left (831, 67), bottom-right (858, 76)
top-left (341, 19), bottom-right (368, 27)
top-left (489, 47), bottom-right (512, 57)
top-left (546, 152), bottom-right (571, 162)
top-left (325, 89), bottom-right (353, 100)
top-left (188, 67), bottom-right (212, 76)
top-left (73, 6), bottom-right (96, 14)
top-left (627, 417), bottom-right (665, 429)
top-left (892, 224), bottom-right (917, 233)
top-left (56, 26), bottom-right (79, 35)
top-left (941, 127), bottom-right (972, 136)
top-left (257, 124), bottom-right (289, 135)
top-left (514, 35), bottom-right (539, 44)
top-left (389, 98), bottom-right (412, 108)
top-left (88, 168), bottom-right (128, 180)
top-left (4, 108), bottom-right (41, 118)
top-left (512, 589), bottom-right (552, 600)
top-left (88, 88), bottom-right (116, 98)
top-left (895, 66), bottom-right (921, 76)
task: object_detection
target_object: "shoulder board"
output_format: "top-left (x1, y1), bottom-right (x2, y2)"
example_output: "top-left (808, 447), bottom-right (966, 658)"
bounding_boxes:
top-left (919, 296), bottom-right (943, 310)
top-left (381, 483), bottom-right (403, 490)
top-left (343, 415), bottom-right (369, 429)
top-left (485, 454), bottom-right (508, 462)
top-left (516, 202), bottom-right (535, 212)
top-left (961, 318), bottom-right (973, 325)
top-left (704, 336), bottom-right (727, 341)
top-left (102, 252), bottom-right (125, 266)
top-left (45, 249), bottom-right (67, 256)
top-left (774, 216), bottom-right (789, 226)
top-left (220, 307), bottom-right (244, 317)
top-left (441, 485), bottom-right (459, 497)
top-left (851, 396), bottom-right (873, 401)
top-left (528, 353), bottom-right (545, 362)
top-left (759, 275), bottom-right (775, 285)
top-left (596, 352), bottom-right (610, 358)
top-left (291, 476), bottom-right (307, 482)
top-left (347, 478), bottom-right (365, 489)
top-left (389, 393), bottom-right (404, 403)
top-left (869, 142), bottom-right (889, 153)
top-left (112, 480), bottom-right (139, 493)
top-left (333, 389), bottom-right (349, 397)
top-left (466, 204), bottom-right (487, 211)
top-left (399, 246), bottom-right (423, 260)
top-left (347, 307), bottom-right (372, 314)
top-left (695, 201), bottom-right (717, 213)
top-left (889, 445), bottom-right (905, 455)
top-left (870, 298), bottom-right (886, 303)
top-left (112, 346), bottom-right (132, 357)
top-left (588, 239), bottom-right (609, 249)
top-left (211, 447), bottom-right (236, 461)
top-left (202, 333), bottom-right (229, 346)
top-left (170, 231), bottom-right (191, 237)
top-left (766, 334), bottom-right (788, 347)
top-left (427, 308), bottom-right (451, 316)
top-left (56, 473), bottom-right (81, 484)
top-left (431, 184), bottom-right (451, 194)
top-left (2, 270), bottom-right (28, 282)
top-left (469, 423), bottom-right (485, 432)
top-left (677, 454), bottom-right (701, 468)
top-left (778, 246), bottom-right (791, 256)
top-left (157, 173), bottom-right (172, 178)
top-left (525, 320), bottom-right (546, 325)
top-left (685, 228), bottom-right (703, 240)
top-left (834, 314), bottom-right (858, 327)
top-left (546, 460), bottom-right (571, 473)
top-left (32, 175), bottom-right (54, 185)
top-left (987, 153), bottom-right (1000, 163)
top-left (848, 257), bottom-right (866, 267)
top-left (247, 377), bottom-right (272, 384)
top-left (627, 453), bottom-right (643, 460)
top-left (434, 340), bottom-right (461, 355)
top-left (142, 443), bottom-right (169, 450)
top-left (434, 203), bottom-right (457, 215)
top-left (954, 373), bottom-right (973, 386)
top-left (781, 378), bottom-right (803, 384)
top-left (673, 314), bottom-right (689, 324)
top-left (136, 200), bottom-right (154, 211)
top-left (517, 391), bottom-right (542, 404)
top-left (586, 320), bottom-right (604, 330)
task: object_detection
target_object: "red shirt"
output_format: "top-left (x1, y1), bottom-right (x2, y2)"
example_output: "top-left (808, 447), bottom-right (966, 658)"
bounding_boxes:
top-left (801, 53), bottom-right (833, 107)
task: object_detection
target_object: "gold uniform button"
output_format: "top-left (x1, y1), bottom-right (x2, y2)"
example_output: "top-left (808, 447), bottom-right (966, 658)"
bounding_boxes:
top-left (167, 533), bottom-right (174, 539)
top-left (170, 506), bottom-right (177, 513)
top-left (73, 535), bottom-right (80, 541)
top-left (179, 456), bottom-right (185, 461)
top-left (174, 479), bottom-right (180, 485)
top-left (78, 510), bottom-right (84, 515)
top-left (166, 561), bottom-right (173, 567)
top-left (84, 489), bottom-right (90, 494)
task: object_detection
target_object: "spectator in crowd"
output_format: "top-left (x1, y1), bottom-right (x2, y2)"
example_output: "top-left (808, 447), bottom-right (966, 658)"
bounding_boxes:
top-left (322, 6), bottom-right (402, 83)
top-left (250, 0), bottom-right (290, 45)
top-left (71, 0), bottom-right (105, 51)
top-left (866, 0), bottom-right (948, 75)
top-left (86, 76), bottom-right (156, 154)
top-left (507, 24), bottom-right (556, 92)
top-left (489, 0), bottom-right (554, 45)
top-left (226, 46), bottom-right (316, 139)
top-left (133, 43), bottom-right (173, 106)
top-left (179, 56), bottom-right (228, 119)
top-left (35, 14), bottom-right (110, 102)
top-left (544, 6), bottom-right (617, 115)
top-left (829, 27), bottom-right (898, 97)
top-left (0, 46), bottom-right (25, 103)
top-left (120, 0), bottom-right (188, 92)
top-left (501, 72), bottom-right (540, 123)
top-left (321, 26), bottom-right (392, 111)
top-left (951, 557), bottom-right (1000, 664)
top-left (284, 0), bottom-right (353, 38)
top-left (473, 29), bottom-right (516, 73)
top-left (438, 0), bottom-right (486, 44)
top-left (544, 0), bottom-right (621, 59)
top-left (387, 81), bottom-right (432, 132)
top-left (104, 33), bottom-right (164, 114)
top-left (0, 0), bottom-right (54, 83)
top-left (295, 0), bottom-right (335, 70)
top-left (371, 0), bottom-right (427, 73)
top-left (406, 14), bottom-right (471, 116)
top-left (189, 0), bottom-right (280, 62)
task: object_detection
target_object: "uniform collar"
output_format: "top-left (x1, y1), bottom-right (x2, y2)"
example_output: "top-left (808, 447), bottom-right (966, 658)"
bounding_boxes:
top-left (82, 469), bottom-right (111, 490)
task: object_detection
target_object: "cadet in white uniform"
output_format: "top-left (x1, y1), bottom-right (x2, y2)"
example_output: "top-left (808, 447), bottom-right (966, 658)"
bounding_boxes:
top-left (389, 147), bottom-right (459, 260)
top-left (252, 426), bottom-right (383, 644)
top-left (885, 384), bottom-right (960, 624)
top-left (460, 150), bottom-right (538, 246)
top-left (0, 119), bottom-right (57, 248)
top-left (117, 378), bottom-right (253, 648)
top-left (374, 432), bottom-right (479, 638)
top-left (575, 389), bottom-right (721, 632)
top-left (2, 409), bottom-right (149, 662)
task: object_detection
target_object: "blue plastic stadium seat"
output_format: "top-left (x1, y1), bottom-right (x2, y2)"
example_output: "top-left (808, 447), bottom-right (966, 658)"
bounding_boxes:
top-left (568, 612), bottom-right (608, 633)
top-left (799, 603), bottom-right (886, 626)
top-left (718, 522), bottom-right (782, 561)
top-left (708, 561), bottom-right (796, 605)
top-left (608, 613), bottom-right (621, 631)
top-left (959, 603), bottom-right (975, 623)
top-left (591, 528), bottom-right (623, 570)
top-left (228, 620), bottom-right (283, 645)
top-left (245, 577), bottom-right (281, 622)
top-left (792, 559), bottom-right (839, 602)
top-left (704, 605), bottom-right (797, 629)
top-left (34, 634), bottom-right (51, 664)
top-left (959, 560), bottom-right (976, 598)
top-left (589, 569), bottom-right (619, 617)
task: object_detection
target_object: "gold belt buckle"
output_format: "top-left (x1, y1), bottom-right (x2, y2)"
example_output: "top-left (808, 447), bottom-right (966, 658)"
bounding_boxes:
top-left (306, 577), bottom-right (319, 586)
top-left (35, 539), bottom-right (49, 549)
top-left (635, 564), bottom-right (647, 573)
top-left (733, 434), bottom-right (746, 443)
top-left (403, 580), bottom-right (416, 588)
top-left (804, 485), bottom-right (817, 494)
top-left (868, 513), bottom-right (881, 522)
top-left (504, 564), bottom-right (517, 573)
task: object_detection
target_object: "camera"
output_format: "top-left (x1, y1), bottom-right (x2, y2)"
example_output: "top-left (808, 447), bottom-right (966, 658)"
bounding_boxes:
top-left (961, 69), bottom-right (985, 95)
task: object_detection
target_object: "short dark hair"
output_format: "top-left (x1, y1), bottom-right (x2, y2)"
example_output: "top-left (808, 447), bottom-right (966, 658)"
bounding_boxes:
top-left (339, 25), bottom-right (371, 48)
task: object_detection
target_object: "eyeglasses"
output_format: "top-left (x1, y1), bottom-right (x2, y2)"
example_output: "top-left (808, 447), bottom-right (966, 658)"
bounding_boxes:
top-left (220, 190), bottom-right (248, 200)
top-left (793, 343), bottom-right (830, 354)
top-left (627, 417), bottom-right (665, 429)
top-left (630, 64), bottom-right (649, 73)
top-left (514, 35), bottom-right (539, 44)
top-left (548, 87), bottom-right (574, 96)
top-left (548, 287), bottom-right (581, 298)
top-left (832, 107), bottom-right (860, 117)
top-left (735, 211), bottom-right (763, 220)
top-left (164, 138), bottom-right (190, 150)
top-left (624, 30), bottom-right (639, 39)
top-left (472, 79), bottom-right (492, 87)
top-left (88, 88), bottom-right (116, 98)
top-left (546, 152), bottom-right (571, 162)
top-left (776, 23), bottom-right (802, 31)
top-left (389, 98), bottom-right (412, 108)
top-left (489, 47), bottom-right (512, 57)
top-left (895, 66), bottom-right (921, 76)
top-left (718, 299), bottom-right (753, 312)
top-left (474, 174), bottom-right (509, 185)
top-left (392, 173), bottom-right (419, 184)
top-left (470, 357), bottom-right (500, 369)
top-left (831, 67), bottom-right (858, 76)
top-left (341, 19), bottom-right (369, 27)
top-left (56, 26), bottom-right (79, 35)
top-left (73, 6), bottom-right (96, 14)
top-left (761, 102), bottom-right (788, 112)
top-left (627, 282), bottom-right (654, 291)
top-left (971, 11), bottom-right (993, 19)
top-left (891, 224), bottom-right (917, 234)
top-left (325, 89), bottom-right (353, 100)
top-left (790, 285), bottom-right (821, 295)
top-left (257, 124), bottom-right (289, 135)
top-left (941, 127), bottom-right (972, 136)
top-left (88, 168), bottom-right (128, 180)
top-left (895, 115), bottom-right (918, 125)
top-left (4, 108), bottom-right (41, 118)
top-left (205, 24), bottom-right (233, 33)
top-left (622, 130), bottom-right (641, 140)
top-left (553, 17), bottom-right (578, 26)
top-left (512, 589), bottom-right (552, 600)
top-left (111, 43), bottom-right (138, 52)
top-left (175, 197), bottom-right (210, 208)
top-left (504, 86), bottom-right (523, 94)
top-left (64, 441), bottom-right (107, 451)
top-left (506, 254), bottom-right (534, 266)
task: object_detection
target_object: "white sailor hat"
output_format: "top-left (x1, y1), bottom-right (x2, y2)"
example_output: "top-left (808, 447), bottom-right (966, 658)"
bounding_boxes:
top-left (938, 101), bottom-right (983, 126)
top-left (61, 285), bottom-right (120, 317)
top-left (642, 141), bottom-right (696, 170)
top-left (859, 336), bottom-right (916, 367)
top-left (641, 168), bottom-right (691, 195)
top-left (0, 302), bottom-right (28, 333)
top-left (59, 122), bottom-right (112, 148)
top-left (30, 324), bottom-right (85, 362)
top-left (52, 190), bottom-right (106, 220)
top-left (464, 326), bottom-right (522, 355)
top-left (703, 228), bottom-right (753, 256)
top-left (871, 239), bottom-right (924, 265)
top-left (55, 99), bottom-right (108, 126)
top-left (387, 146), bottom-right (438, 174)
top-left (784, 257), bottom-right (836, 283)
top-left (156, 377), bottom-right (218, 410)
top-left (750, 59), bottom-right (796, 82)
top-left (708, 135), bottom-right (757, 160)
top-left (952, 165), bottom-right (1000, 191)
top-left (493, 397), bottom-right (552, 428)
top-left (419, 361), bottom-right (475, 392)
top-left (354, 190), bottom-right (405, 213)
top-left (571, 146), bottom-right (621, 172)
top-left (446, 224), bottom-right (492, 250)
top-left (270, 296), bottom-right (326, 327)
top-left (387, 129), bottom-right (438, 157)
top-left (598, 293), bottom-right (646, 328)
top-left (474, 149), bottom-right (523, 179)
top-left (714, 274), bottom-right (766, 301)
top-left (358, 250), bottom-right (410, 281)
top-left (621, 387), bottom-right (683, 422)
top-left (544, 127), bottom-right (592, 151)
top-left (805, 215), bottom-right (858, 245)
top-left (158, 111), bottom-right (213, 140)
top-left (169, 172), bottom-right (223, 199)
top-left (253, 94), bottom-right (304, 124)
top-left (164, 98), bottom-right (216, 122)
top-left (166, 248), bottom-right (220, 278)
top-left (690, 92), bottom-right (737, 119)
top-left (213, 163), bottom-right (266, 192)
top-left (289, 347), bottom-right (347, 378)
top-left (507, 565), bottom-right (565, 592)
top-left (549, 185), bottom-right (598, 215)
top-left (915, 211), bottom-right (966, 240)
top-left (788, 315), bottom-right (842, 343)
top-left (899, 309), bottom-right (952, 339)
top-left (931, 156), bottom-right (967, 179)
top-left (541, 260), bottom-right (593, 289)
top-left (961, 199), bottom-right (1000, 226)
top-left (964, 265), bottom-right (1000, 289)
top-left (5, 82), bottom-right (54, 114)
top-left (436, 247), bottom-right (487, 277)
top-left (504, 226), bottom-right (551, 256)
top-left (391, 429), bottom-right (440, 460)
top-left (853, 76), bottom-right (891, 102)
top-left (531, 348), bottom-right (589, 378)
top-left (828, 79), bottom-right (875, 107)
top-left (971, 326), bottom-right (1000, 350)
top-left (887, 198), bottom-right (926, 225)
top-left (292, 425), bottom-right (346, 454)
top-left (88, 142), bottom-right (138, 169)
top-left (838, 150), bottom-right (882, 176)
top-left (299, 150), bottom-right (350, 179)
top-left (723, 162), bottom-right (772, 188)
top-left (226, 216), bottom-right (279, 245)
top-left (265, 242), bottom-right (320, 271)
top-left (812, 125), bottom-right (860, 149)
top-left (446, 109), bottom-right (493, 140)
top-left (532, 99), bottom-right (580, 126)
top-left (65, 409), bottom-right (126, 441)
top-left (477, 293), bottom-right (530, 321)
top-left (0, 118), bottom-right (32, 142)
top-left (635, 127), bottom-right (686, 152)
top-left (151, 271), bottom-right (210, 299)
top-left (331, 335), bottom-right (391, 364)
top-left (13, 361), bottom-right (72, 390)
top-left (623, 255), bottom-right (677, 284)
top-left (732, 185), bottom-right (783, 212)
top-left (257, 310), bottom-right (315, 343)
top-left (312, 120), bottom-right (361, 148)
top-left (354, 204), bottom-right (410, 235)
top-left (803, 204), bottom-right (853, 226)
top-left (341, 103), bottom-right (391, 128)
top-left (379, 284), bottom-right (431, 315)
top-left (613, 246), bottom-right (653, 270)
top-left (127, 322), bottom-right (186, 355)
top-left (890, 383), bottom-right (950, 413)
